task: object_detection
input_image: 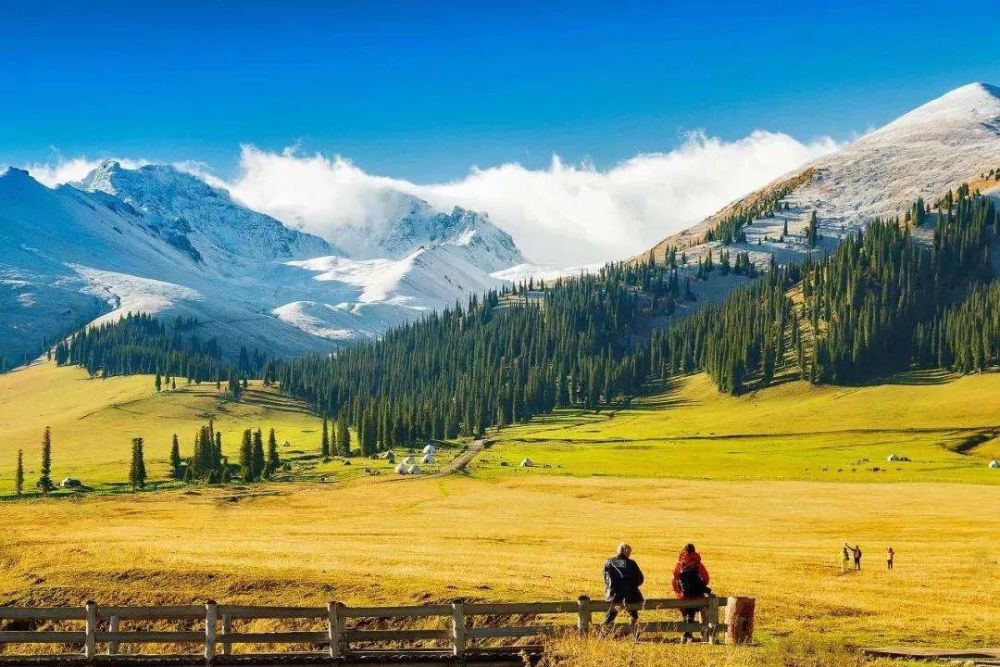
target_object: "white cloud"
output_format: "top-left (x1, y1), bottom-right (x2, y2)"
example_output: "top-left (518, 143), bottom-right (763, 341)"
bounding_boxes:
top-left (223, 132), bottom-right (840, 265)
top-left (25, 156), bottom-right (149, 187)
top-left (22, 131), bottom-right (841, 265)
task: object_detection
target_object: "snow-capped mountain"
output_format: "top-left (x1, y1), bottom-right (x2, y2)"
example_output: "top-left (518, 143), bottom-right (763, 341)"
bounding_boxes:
top-left (0, 162), bottom-right (526, 368)
top-left (311, 187), bottom-right (523, 272)
top-left (644, 82), bottom-right (1000, 287)
top-left (78, 160), bottom-right (336, 268)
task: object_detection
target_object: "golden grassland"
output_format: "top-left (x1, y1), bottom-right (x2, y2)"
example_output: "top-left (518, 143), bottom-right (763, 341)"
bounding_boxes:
top-left (1, 362), bottom-right (999, 664)
top-left (0, 477), bottom-right (997, 658)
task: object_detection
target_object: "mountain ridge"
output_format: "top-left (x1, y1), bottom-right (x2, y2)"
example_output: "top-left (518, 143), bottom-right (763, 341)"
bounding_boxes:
top-left (0, 162), bottom-right (526, 368)
top-left (643, 81), bottom-right (1000, 267)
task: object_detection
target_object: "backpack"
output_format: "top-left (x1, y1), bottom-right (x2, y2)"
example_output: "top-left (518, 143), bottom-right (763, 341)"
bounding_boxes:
top-left (605, 558), bottom-right (630, 594)
top-left (678, 564), bottom-right (706, 597)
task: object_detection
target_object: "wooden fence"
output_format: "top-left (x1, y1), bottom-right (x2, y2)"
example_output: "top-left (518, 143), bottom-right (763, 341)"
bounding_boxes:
top-left (0, 596), bottom-right (747, 664)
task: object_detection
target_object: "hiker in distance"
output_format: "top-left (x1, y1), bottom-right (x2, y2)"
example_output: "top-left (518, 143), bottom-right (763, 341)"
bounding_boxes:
top-left (672, 543), bottom-right (711, 643)
top-left (602, 542), bottom-right (645, 630)
top-left (845, 543), bottom-right (862, 570)
top-left (886, 546), bottom-right (894, 570)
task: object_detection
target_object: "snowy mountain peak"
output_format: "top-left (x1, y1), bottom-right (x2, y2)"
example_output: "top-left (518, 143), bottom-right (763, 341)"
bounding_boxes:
top-left (879, 82), bottom-right (1000, 134)
top-left (642, 80), bottom-right (1000, 308)
top-left (74, 161), bottom-right (334, 266)
top-left (77, 159), bottom-right (125, 195)
top-left (324, 189), bottom-right (525, 270)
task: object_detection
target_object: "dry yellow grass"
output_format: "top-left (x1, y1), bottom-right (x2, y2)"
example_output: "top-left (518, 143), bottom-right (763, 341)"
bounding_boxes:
top-left (2, 363), bottom-right (998, 664)
top-left (1, 475), bottom-right (997, 655)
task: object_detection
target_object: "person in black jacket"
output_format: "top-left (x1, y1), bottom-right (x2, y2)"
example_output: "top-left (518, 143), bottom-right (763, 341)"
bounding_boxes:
top-left (602, 543), bottom-right (644, 628)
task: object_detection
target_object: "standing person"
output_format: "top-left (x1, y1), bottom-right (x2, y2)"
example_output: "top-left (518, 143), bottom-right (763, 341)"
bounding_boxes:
top-left (602, 543), bottom-right (644, 631)
top-left (886, 547), bottom-right (894, 570)
top-left (841, 545), bottom-right (851, 574)
top-left (847, 544), bottom-right (862, 570)
top-left (672, 543), bottom-right (711, 643)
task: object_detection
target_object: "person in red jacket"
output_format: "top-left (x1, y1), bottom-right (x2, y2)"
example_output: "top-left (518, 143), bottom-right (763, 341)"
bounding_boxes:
top-left (671, 543), bottom-right (711, 643)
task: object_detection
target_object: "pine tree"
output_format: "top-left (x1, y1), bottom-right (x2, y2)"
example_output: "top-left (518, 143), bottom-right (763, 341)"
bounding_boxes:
top-left (251, 429), bottom-right (265, 480)
top-left (155, 372), bottom-right (162, 392)
top-left (806, 210), bottom-right (819, 247)
top-left (321, 417), bottom-right (330, 459)
top-left (37, 426), bottom-right (53, 493)
top-left (266, 428), bottom-right (281, 478)
top-left (129, 437), bottom-right (147, 490)
top-left (336, 417), bottom-right (351, 456)
top-left (239, 429), bottom-right (253, 482)
top-left (15, 449), bottom-right (24, 496)
top-left (228, 372), bottom-right (242, 402)
top-left (169, 434), bottom-right (182, 479)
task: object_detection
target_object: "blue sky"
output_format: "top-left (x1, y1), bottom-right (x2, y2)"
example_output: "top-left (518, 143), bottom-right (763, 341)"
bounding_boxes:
top-left (2, 0), bottom-right (999, 182)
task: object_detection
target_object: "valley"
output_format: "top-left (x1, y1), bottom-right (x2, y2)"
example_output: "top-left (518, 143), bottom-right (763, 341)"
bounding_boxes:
top-left (2, 360), bottom-right (998, 493)
top-left (3, 81), bottom-right (1000, 667)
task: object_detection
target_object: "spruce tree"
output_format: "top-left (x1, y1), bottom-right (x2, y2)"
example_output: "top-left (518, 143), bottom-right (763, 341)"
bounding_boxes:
top-left (807, 210), bottom-right (819, 247)
top-left (129, 437), bottom-right (147, 490)
top-left (169, 434), bottom-right (182, 479)
top-left (155, 372), bottom-right (162, 392)
top-left (239, 429), bottom-right (253, 482)
top-left (37, 426), bottom-right (53, 494)
top-left (251, 429), bottom-right (265, 481)
top-left (336, 417), bottom-right (351, 456)
top-left (321, 417), bottom-right (330, 459)
top-left (266, 428), bottom-right (281, 478)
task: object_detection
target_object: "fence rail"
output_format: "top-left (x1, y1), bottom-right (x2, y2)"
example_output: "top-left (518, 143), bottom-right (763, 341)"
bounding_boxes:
top-left (0, 596), bottom-right (750, 664)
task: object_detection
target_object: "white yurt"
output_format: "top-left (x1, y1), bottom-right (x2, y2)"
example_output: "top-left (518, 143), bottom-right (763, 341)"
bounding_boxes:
top-left (421, 454), bottom-right (436, 464)
top-left (404, 456), bottom-right (416, 465)
top-left (989, 460), bottom-right (1000, 469)
top-left (422, 444), bottom-right (437, 455)
top-left (520, 458), bottom-right (534, 468)
top-left (886, 453), bottom-right (900, 462)
top-left (407, 464), bottom-right (421, 474)
top-left (394, 463), bottom-right (408, 475)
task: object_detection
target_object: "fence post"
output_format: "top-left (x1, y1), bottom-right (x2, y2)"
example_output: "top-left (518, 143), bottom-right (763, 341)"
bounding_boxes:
top-left (577, 596), bottom-right (591, 635)
top-left (725, 596), bottom-right (755, 645)
top-left (108, 615), bottom-right (120, 655)
top-left (705, 596), bottom-right (720, 644)
top-left (221, 612), bottom-right (232, 655)
top-left (204, 601), bottom-right (218, 665)
top-left (327, 601), bottom-right (342, 659)
top-left (84, 601), bottom-right (97, 661)
top-left (451, 602), bottom-right (466, 657)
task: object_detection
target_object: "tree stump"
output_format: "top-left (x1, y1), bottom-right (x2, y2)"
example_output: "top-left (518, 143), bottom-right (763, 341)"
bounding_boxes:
top-left (725, 596), bottom-right (755, 644)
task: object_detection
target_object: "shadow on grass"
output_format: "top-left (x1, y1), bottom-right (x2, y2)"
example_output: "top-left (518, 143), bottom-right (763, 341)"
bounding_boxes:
top-left (877, 369), bottom-right (962, 386)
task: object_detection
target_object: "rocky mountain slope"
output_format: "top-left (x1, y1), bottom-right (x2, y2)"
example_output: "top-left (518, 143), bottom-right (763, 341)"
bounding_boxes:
top-left (0, 162), bottom-right (525, 368)
top-left (644, 82), bottom-right (1000, 277)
